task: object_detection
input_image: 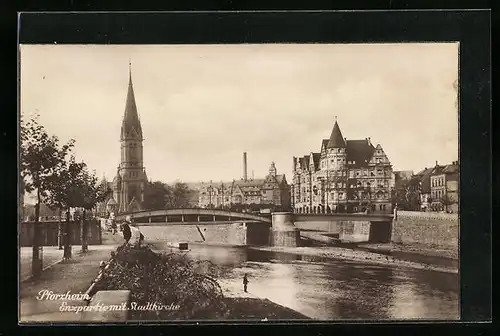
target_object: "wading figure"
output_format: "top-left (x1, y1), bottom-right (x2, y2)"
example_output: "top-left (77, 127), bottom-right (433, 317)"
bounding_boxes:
top-left (243, 274), bottom-right (249, 293)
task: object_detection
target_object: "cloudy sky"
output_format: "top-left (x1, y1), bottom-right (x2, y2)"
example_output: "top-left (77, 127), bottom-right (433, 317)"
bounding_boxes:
top-left (20, 43), bottom-right (458, 184)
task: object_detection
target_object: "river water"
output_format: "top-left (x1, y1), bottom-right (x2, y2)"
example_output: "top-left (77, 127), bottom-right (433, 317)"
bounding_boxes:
top-left (151, 243), bottom-right (459, 321)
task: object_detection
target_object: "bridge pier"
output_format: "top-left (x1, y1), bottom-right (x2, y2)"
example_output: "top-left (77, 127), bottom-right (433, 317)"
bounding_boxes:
top-left (271, 212), bottom-right (300, 247)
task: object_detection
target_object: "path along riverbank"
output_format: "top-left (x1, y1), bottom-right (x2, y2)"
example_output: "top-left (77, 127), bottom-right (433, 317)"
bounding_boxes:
top-left (248, 245), bottom-right (458, 274)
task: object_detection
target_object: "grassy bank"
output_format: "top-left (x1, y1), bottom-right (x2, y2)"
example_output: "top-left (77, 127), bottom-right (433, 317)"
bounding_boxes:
top-left (93, 244), bottom-right (307, 320)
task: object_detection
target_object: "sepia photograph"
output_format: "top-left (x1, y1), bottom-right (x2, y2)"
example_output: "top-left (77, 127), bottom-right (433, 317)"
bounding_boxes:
top-left (19, 43), bottom-right (459, 323)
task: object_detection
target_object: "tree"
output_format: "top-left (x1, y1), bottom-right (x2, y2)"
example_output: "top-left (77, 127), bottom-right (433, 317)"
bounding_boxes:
top-left (439, 194), bottom-right (454, 213)
top-left (165, 182), bottom-right (192, 209)
top-left (79, 167), bottom-right (110, 252)
top-left (45, 156), bottom-right (87, 260)
top-left (20, 113), bottom-right (75, 276)
top-left (391, 178), bottom-right (421, 211)
top-left (143, 181), bottom-right (169, 210)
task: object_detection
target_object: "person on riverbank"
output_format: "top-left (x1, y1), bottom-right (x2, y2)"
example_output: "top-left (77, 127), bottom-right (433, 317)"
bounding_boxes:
top-left (121, 222), bottom-right (132, 245)
top-left (111, 221), bottom-right (117, 235)
top-left (243, 274), bottom-right (249, 293)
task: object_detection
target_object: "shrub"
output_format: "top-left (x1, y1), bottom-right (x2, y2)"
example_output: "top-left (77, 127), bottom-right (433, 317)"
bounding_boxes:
top-left (94, 244), bottom-right (229, 320)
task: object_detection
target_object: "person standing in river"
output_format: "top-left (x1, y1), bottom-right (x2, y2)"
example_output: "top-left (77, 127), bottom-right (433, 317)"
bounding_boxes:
top-left (243, 274), bottom-right (249, 293)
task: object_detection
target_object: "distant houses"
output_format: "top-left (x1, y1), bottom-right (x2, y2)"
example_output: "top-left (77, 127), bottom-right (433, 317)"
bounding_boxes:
top-left (395, 160), bottom-right (459, 213)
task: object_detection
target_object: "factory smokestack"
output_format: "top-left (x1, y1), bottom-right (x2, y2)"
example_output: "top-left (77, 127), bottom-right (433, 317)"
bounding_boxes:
top-left (243, 152), bottom-right (248, 181)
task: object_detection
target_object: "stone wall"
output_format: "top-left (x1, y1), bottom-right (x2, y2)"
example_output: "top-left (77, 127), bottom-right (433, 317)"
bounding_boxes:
top-left (20, 220), bottom-right (102, 247)
top-left (246, 223), bottom-right (271, 246)
top-left (139, 225), bottom-right (203, 243)
top-left (294, 220), bottom-right (340, 233)
top-left (339, 221), bottom-right (371, 242)
top-left (200, 223), bottom-right (247, 245)
top-left (391, 211), bottom-right (459, 250)
top-left (138, 223), bottom-right (268, 246)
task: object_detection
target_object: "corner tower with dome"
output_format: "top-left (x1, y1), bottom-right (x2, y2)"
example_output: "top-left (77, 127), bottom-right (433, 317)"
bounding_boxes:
top-left (106, 64), bottom-right (148, 214)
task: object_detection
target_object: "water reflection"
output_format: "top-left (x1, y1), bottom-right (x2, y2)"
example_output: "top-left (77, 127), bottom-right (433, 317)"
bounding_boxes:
top-left (154, 243), bottom-right (459, 320)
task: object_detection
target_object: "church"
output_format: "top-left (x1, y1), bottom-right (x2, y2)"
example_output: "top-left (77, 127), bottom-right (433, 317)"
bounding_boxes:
top-left (100, 65), bottom-right (148, 215)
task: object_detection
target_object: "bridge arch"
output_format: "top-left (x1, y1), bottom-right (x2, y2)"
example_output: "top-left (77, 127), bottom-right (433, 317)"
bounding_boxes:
top-left (114, 208), bottom-right (272, 224)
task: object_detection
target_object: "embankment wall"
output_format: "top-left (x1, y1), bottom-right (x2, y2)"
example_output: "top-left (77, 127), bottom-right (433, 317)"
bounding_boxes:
top-left (138, 223), bottom-right (270, 246)
top-left (391, 211), bottom-right (459, 251)
top-left (20, 220), bottom-right (102, 247)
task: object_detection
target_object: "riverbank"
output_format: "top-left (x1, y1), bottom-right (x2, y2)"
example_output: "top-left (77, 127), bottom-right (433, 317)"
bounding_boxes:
top-left (249, 246), bottom-right (458, 274)
top-left (357, 242), bottom-right (458, 260)
top-left (96, 244), bottom-right (310, 321)
top-left (222, 298), bottom-right (309, 320)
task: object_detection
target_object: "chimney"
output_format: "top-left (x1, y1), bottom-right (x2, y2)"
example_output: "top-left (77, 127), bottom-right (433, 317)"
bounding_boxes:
top-left (435, 160), bottom-right (438, 166)
top-left (243, 152), bottom-right (248, 181)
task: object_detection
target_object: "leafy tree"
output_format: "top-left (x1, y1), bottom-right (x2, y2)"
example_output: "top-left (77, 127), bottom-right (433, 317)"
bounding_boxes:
top-left (391, 178), bottom-right (421, 211)
top-left (144, 181), bottom-right (194, 210)
top-left (20, 113), bottom-right (75, 275)
top-left (144, 181), bottom-right (169, 211)
top-left (45, 156), bottom-right (87, 260)
top-left (439, 194), bottom-right (455, 213)
top-left (165, 182), bottom-right (192, 209)
top-left (79, 167), bottom-right (111, 252)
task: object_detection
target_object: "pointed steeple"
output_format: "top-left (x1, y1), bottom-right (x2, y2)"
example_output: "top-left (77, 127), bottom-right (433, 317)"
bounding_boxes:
top-left (120, 62), bottom-right (143, 141)
top-left (327, 116), bottom-right (346, 148)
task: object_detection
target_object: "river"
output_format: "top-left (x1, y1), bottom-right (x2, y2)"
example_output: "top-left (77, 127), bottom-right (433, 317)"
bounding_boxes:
top-left (151, 243), bottom-right (459, 320)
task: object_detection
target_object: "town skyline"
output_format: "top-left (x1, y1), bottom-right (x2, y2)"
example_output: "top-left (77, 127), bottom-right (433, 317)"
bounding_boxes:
top-left (20, 43), bottom-right (459, 187)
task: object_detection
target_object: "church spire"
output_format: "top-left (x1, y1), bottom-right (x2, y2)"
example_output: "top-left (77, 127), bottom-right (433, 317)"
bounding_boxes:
top-left (121, 63), bottom-right (143, 141)
top-left (327, 117), bottom-right (346, 148)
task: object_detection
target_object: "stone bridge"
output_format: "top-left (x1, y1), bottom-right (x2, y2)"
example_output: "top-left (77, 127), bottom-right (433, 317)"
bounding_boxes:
top-left (114, 208), bottom-right (272, 225)
top-left (114, 209), bottom-right (393, 247)
top-left (276, 212), bottom-right (394, 246)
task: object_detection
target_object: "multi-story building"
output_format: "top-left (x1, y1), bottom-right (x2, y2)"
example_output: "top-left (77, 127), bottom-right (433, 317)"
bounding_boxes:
top-left (198, 162), bottom-right (291, 211)
top-left (292, 119), bottom-right (393, 214)
top-left (430, 161), bottom-right (459, 212)
top-left (409, 167), bottom-right (434, 211)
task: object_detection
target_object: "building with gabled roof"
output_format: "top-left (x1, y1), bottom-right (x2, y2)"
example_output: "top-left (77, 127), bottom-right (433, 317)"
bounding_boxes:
top-left (430, 160), bottom-right (459, 212)
top-left (197, 161), bottom-right (291, 211)
top-left (292, 118), bottom-right (393, 214)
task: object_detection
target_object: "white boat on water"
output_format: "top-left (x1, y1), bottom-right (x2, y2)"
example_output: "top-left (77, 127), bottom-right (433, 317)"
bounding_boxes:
top-left (166, 242), bottom-right (189, 250)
